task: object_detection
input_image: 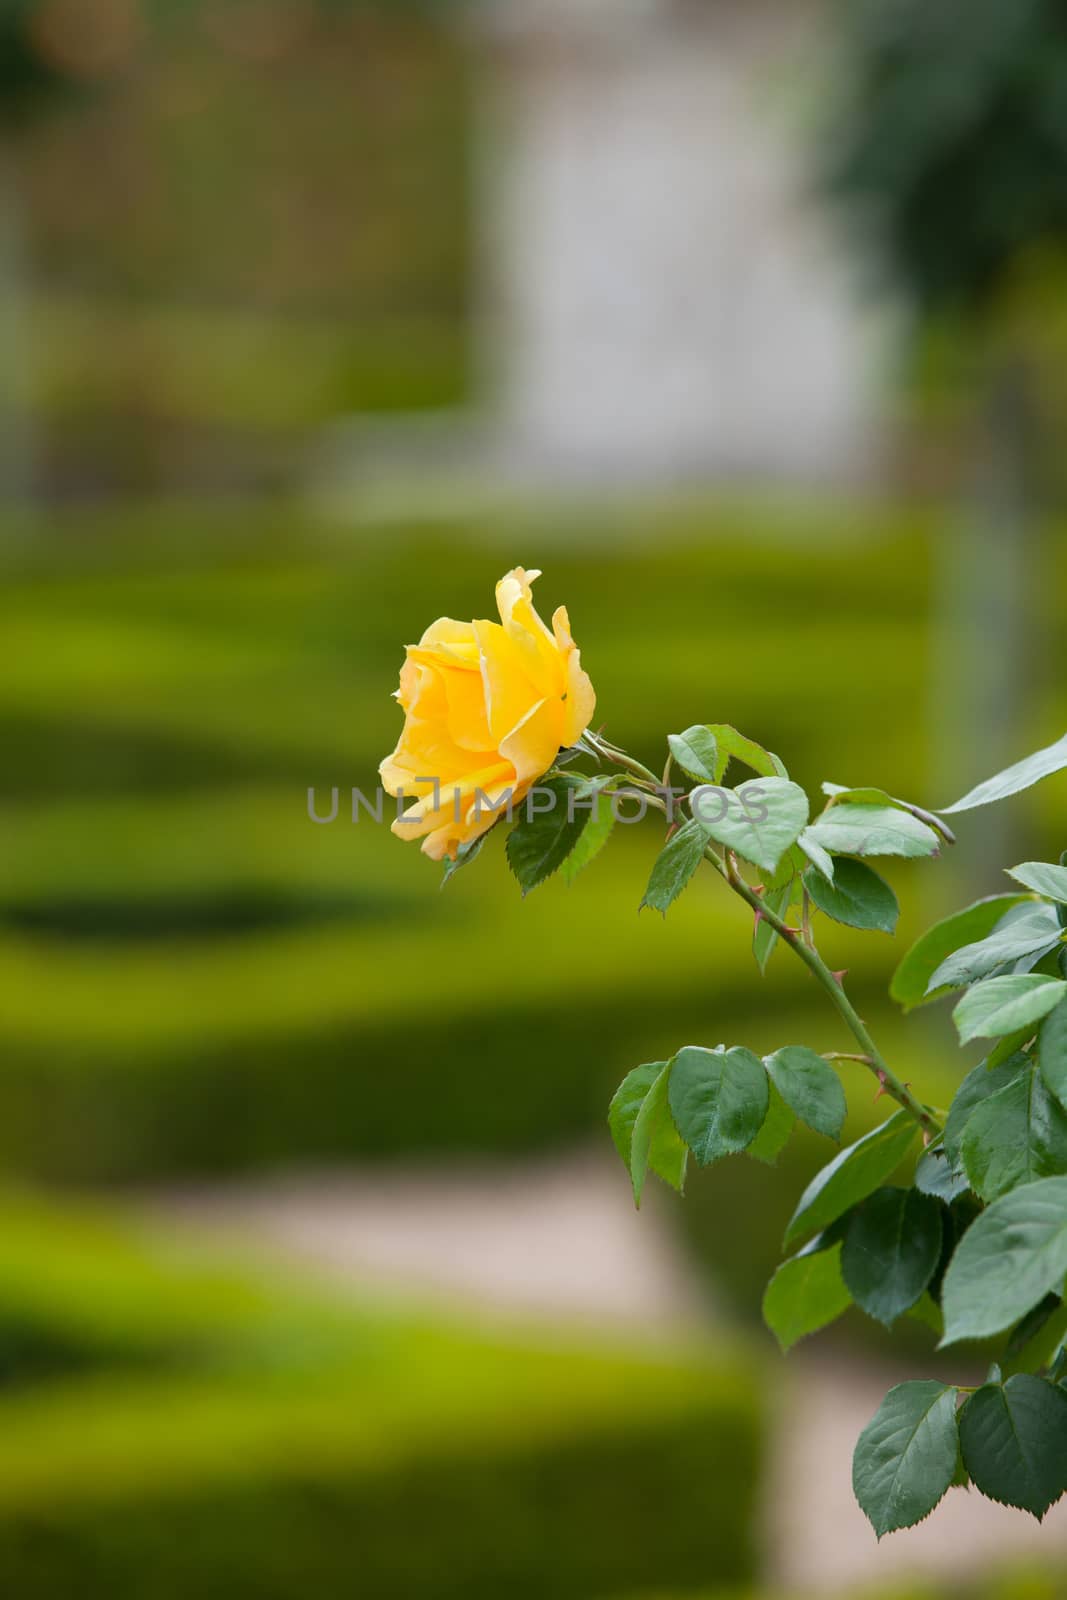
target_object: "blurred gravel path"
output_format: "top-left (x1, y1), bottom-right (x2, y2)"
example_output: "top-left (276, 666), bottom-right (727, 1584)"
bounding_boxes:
top-left (149, 1147), bottom-right (710, 1333)
top-left (148, 1148), bottom-right (1067, 1591)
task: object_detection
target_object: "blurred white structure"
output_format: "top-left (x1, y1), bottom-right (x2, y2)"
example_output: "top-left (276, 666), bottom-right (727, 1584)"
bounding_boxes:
top-left (317, 0), bottom-right (894, 506)
top-left (476, 0), bottom-right (889, 486)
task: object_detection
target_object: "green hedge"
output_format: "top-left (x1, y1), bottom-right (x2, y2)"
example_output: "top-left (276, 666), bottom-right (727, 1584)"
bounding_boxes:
top-left (677, 1120), bottom-right (961, 1349)
top-left (0, 849), bottom-right (952, 1182)
top-left (0, 506), bottom-right (944, 800)
top-left (0, 1195), bottom-right (762, 1599)
top-left (0, 1417), bottom-right (758, 1600)
top-left (1, 506), bottom-right (1064, 1184)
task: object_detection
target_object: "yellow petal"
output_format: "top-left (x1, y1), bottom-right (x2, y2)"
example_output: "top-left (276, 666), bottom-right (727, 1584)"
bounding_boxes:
top-left (420, 773), bottom-right (526, 861)
top-left (499, 694), bottom-right (566, 786)
top-left (561, 647), bottom-right (596, 747)
top-left (395, 655), bottom-right (419, 711)
top-left (379, 756), bottom-right (437, 799)
top-left (391, 760), bottom-right (514, 839)
top-left (551, 604), bottom-right (574, 652)
top-left (417, 617), bottom-right (479, 657)
top-left (381, 571), bottom-right (595, 853)
top-left (380, 657), bottom-right (493, 793)
top-left (473, 618), bottom-right (543, 744)
top-left (420, 816), bottom-right (485, 861)
top-left (441, 665), bottom-right (494, 753)
top-left (496, 568), bottom-right (566, 699)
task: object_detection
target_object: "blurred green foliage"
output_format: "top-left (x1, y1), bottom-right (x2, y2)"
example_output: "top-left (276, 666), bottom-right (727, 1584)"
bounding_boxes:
top-left (0, 504), bottom-right (916, 1174)
top-left (3, 501), bottom-right (1066, 1329)
top-left (3, 1), bottom-right (471, 493)
top-left (29, 299), bottom-right (467, 427)
top-left (828, 0), bottom-right (1067, 313)
top-left (0, 0), bottom-right (86, 124)
top-left (0, 1191), bottom-right (761, 1599)
top-left (20, 3), bottom-right (468, 312)
top-left (4, 2), bottom-right (1066, 1582)
top-left (23, 300), bottom-right (466, 495)
top-left (618, 1579), bottom-right (1067, 1600)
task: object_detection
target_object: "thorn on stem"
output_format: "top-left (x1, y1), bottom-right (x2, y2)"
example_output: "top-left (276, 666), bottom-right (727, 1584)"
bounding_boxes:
top-left (831, 969), bottom-right (848, 986)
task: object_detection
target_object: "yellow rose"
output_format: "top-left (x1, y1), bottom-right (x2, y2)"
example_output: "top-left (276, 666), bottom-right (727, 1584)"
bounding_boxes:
top-left (379, 567), bottom-right (596, 860)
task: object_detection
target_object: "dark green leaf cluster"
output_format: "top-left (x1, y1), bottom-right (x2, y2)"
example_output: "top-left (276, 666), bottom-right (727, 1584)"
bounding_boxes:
top-left (450, 716), bottom-right (1067, 1534)
top-left (0, 0), bottom-right (142, 126)
top-left (822, 763), bottom-right (1067, 1534)
top-left (824, 0), bottom-right (1067, 312)
top-left (594, 730), bottom-right (1067, 1534)
top-left (639, 726), bottom-right (945, 943)
top-left (609, 1041), bottom-right (847, 1208)
top-left (0, 1), bottom-right (74, 121)
top-left (854, 1373), bottom-right (1067, 1536)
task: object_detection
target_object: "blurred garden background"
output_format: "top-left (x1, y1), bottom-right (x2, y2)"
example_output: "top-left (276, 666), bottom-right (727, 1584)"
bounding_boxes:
top-left (2, 0), bottom-right (1067, 1595)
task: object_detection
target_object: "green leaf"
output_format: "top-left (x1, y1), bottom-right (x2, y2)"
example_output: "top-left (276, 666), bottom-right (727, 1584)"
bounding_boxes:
top-left (1008, 861), bottom-right (1067, 904)
top-left (441, 830), bottom-right (491, 885)
top-left (608, 1062), bottom-right (687, 1206)
top-left (822, 783), bottom-right (956, 843)
top-left (690, 778), bottom-right (809, 875)
top-left (914, 1144), bottom-right (970, 1204)
top-left (940, 1176), bottom-right (1067, 1344)
top-left (960, 1059), bottom-right (1067, 1202)
top-left (841, 1187), bottom-right (944, 1327)
top-left (753, 884), bottom-right (791, 975)
top-left (668, 1045), bottom-right (769, 1167)
top-left (797, 829), bottom-right (835, 882)
top-left (943, 1055), bottom-right (1030, 1167)
top-left (609, 1062), bottom-right (660, 1167)
top-left (891, 895), bottom-right (1029, 1010)
top-left (629, 1063), bottom-right (688, 1206)
top-left (822, 782), bottom-right (898, 805)
top-left (640, 819), bottom-right (707, 915)
top-left (667, 725), bottom-right (719, 784)
top-left (1039, 996), bottom-right (1067, 1113)
top-left (804, 857), bottom-right (899, 934)
top-left (560, 779), bottom-right (617, 884)
top-left (783, 1111), bottom-right (918, 1249)
top-left (958, 1376), bottom-right (1067, 1517)
top-left (926, 906), bottom-right (1063, 993)
top-left (852, 1380), bottom-right (960, 1537)
top-left (764, 1046), bottom-right (846, 1140)
top-left (953, 975), bottom-right (1067, 1044)
top-left (941, 732), bottom-right (1067, 814)
top-left (760, 843), bottom-right (804, 892)
top-left (505, 774), bottom-right (591, 895)
top-left (988, 1026), bottom-right (1036, 1068)
top-left (762, 1240), bottom-right (851, 1351)
top-left (704, 724), bottom-right (784, 783)
top-left (804, 803), bottom-right (940, 861)
top-left (1005, 1297), bottom-right (1067, 1375)
top-left (746, 1080), bottom-right (795, 1165)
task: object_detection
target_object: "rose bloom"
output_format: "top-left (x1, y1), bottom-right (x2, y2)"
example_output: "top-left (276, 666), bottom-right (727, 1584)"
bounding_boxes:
top-left (379, 568), bottom-right (596, 860)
